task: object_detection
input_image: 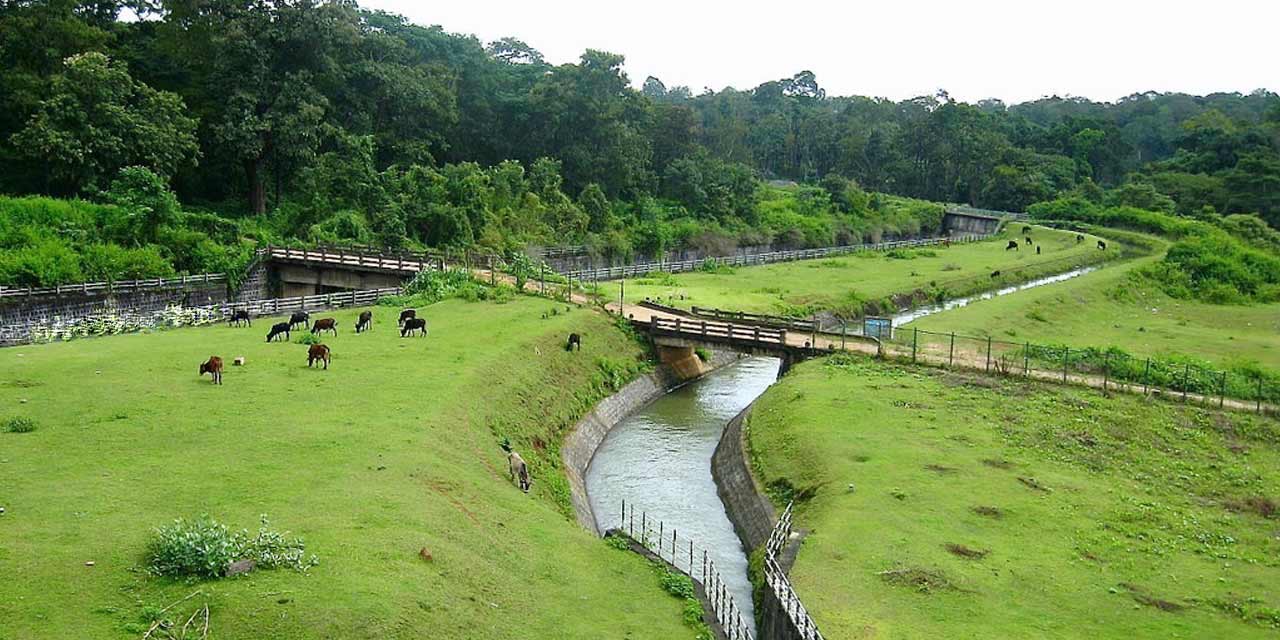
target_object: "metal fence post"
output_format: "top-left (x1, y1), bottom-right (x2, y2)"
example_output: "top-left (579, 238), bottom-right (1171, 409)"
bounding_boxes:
top-left (985, 336), bottom-right (992, 372)
top-left (1182, 363), bottom-right (1190, 402)
top-left (1143, 358), bottom-right (1151, 395)
top-left (949, 332), bottom-right (955, 367)
top-left (1062, 347), bottom-right (1070, 383)
top-left (912, 327), bottom-right (918, 363)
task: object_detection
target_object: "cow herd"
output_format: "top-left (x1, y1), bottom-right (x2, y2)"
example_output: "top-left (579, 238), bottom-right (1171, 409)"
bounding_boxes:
top-left (199, 307), bottom-right (427, 385)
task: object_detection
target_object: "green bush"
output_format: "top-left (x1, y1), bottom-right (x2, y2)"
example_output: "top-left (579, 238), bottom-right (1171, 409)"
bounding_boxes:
top-left (146, 515), bottom-right (317, 579)
top-left (4, 416), bottom-right (36, 433)
top-left (293, 332), bottom-right (323, 345)
top-left (658, 569), bottom-right (696, 599)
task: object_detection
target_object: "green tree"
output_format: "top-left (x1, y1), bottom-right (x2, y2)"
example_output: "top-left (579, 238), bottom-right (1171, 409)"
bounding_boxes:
top-left (579, 183), bottom-right (611, 232)
top-left (11, 52), bottom-right (197, 194)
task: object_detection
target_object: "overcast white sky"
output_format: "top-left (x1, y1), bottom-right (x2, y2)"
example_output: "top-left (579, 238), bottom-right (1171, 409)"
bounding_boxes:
top-left (360, 0), bottom-right (1277, 104)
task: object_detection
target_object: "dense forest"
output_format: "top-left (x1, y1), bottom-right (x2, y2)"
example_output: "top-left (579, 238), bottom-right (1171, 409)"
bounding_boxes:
top-left (0, 0), bottom-right (1277, 290)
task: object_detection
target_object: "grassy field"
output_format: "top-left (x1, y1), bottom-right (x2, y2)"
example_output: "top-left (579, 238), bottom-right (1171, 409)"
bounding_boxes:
top-left (621, 225), bottom-right (1111, 318)
top-left (0, 297), bottom-right (698, 639)
top-left (748, 356), bottom-right (1280, 639)
top-left (908, 255), bottom-right (1280, 372)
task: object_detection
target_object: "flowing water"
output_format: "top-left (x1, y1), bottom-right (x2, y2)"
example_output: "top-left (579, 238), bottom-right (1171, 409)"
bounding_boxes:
top-left (585, 356), bottom-right (781, 634)
top-left (892, 266), bottom-right (1099, 326)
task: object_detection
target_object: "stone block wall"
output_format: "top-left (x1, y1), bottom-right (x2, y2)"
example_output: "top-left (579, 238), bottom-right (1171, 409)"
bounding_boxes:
top-left (0, 280), bottom-right (227, 345)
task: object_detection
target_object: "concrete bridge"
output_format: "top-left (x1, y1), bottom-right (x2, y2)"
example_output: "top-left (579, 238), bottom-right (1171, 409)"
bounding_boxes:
top-left (942, 206), bottom-right (1026, 237)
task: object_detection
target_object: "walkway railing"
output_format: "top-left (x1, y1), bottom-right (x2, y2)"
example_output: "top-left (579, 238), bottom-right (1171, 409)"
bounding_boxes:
top-left (265, 245), bottom-right (442, 274)
top-left (762, 501), bottom-right (825, 640)
top-left (0, 273), bottom-right (226, 300)
top-left (617, 499), bottom-right (754, 640)
top-left (562, 234), bottom-right (989, 281)
top-left (644, 316), bottom-right (789, 349)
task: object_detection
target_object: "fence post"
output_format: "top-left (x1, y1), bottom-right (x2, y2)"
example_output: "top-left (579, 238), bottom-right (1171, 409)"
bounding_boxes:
top-left (841, 321), bottom-right (847, 350)
top-left (912, 327), bottom-right (918, 363)
top-left (1143, 358), bottom-right (1151, 395)
top-left (1182, 363), bottom-right (1190, 403)
top-left (1102, 352), bottom-right (1110, 393)
top-left (1023, 342), bottom-right (1030, 377)
top-left (949, 332), bottom-right (955, 367)
top-left (540, 264), bottom-right (545, 295)
top-left (1062, 347), bottom-right (1070, 383)
top-left (1259, 378), bottom-right (1265, 413)
top-left (985, 336), bottom-right (992, 372)
top-left (1219, 371), bottom-right (1227, 409)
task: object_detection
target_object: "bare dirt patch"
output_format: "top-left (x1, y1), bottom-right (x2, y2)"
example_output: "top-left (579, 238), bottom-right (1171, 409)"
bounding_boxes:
top-left (981, 458), bottom-right (1014, 470)
top-left (945, 543), bottom-right (989, 560)
top-left (1120, 583), bottom-right (1185, 612)
top-left (877, 568), bottom-right (959, 594)
top-left (971, 506), bottom-right (1002, 518)
top-left (1017, 477), bottom-right (1050, 492)
top-left (924, 464), bottom-right (957, 474)
top-left (1223, 496), bottom-right (1277, 519)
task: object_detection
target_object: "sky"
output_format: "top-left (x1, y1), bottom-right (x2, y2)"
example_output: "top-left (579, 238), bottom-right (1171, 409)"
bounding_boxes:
top-left (360, 0), bottom-right (1278, 105)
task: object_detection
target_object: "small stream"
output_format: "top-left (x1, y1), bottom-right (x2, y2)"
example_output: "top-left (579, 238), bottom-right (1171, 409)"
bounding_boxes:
top-left (892, 265), bottom-right (1098, 325)
top-left (586, 357), bottom-right (781, 635)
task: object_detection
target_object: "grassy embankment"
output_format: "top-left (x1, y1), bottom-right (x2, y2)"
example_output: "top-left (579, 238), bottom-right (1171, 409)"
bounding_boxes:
top-left (909, 254), bottom-right (1280, 372)
top-left (747, 355), bottom-right (1280, 639)
top-left (0, 297), bottom-right (699, 639)
top-left (622, 225), bottom-right (1114, 319)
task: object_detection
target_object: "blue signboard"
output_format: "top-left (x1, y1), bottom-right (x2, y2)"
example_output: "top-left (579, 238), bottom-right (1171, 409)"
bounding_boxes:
top-left (864, 316), bottom-right (893, 341)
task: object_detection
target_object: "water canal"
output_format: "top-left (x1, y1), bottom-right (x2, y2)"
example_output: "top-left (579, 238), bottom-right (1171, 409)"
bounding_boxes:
top-left (585, 356), bottom-right (781, 635)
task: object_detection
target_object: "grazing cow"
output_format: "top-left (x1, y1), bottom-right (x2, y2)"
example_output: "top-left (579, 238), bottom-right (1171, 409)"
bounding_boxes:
top-left (1036, 245), bottom-right (1041, 255)
top-left (266, 322), bottom-right (291, 342)
top-left (355, 310), bottom-right (372, 333)
top-left (1076, 233), bottom-right (1085, 243)
top-left (229, 309), bottom-right (251, 327)
top-left (508, 451), bottom-right (530, 492)
top-left (1024, 236), bottom-right (1033, 245)
top-left (1005, 240), bottom-right (1019, 251)
top-left (311, 318), bottom-right (338, 336)
top-left (1022, 225), bottom-right (1032, 234)
top-left (398, 309), bottom-right (417, 326)
top-left (990, 270), bottom-right (1001, 279)
top-left (288, 311), bottom-right (310, 329)
top-left (1097, 240), bottom-right (1107, 250)
top-left (565, 332), bottom-right (581, 351)
top-left (199, 356), bottom-right (223, 385)
top-left (401, 317), bottom-right (428, 337)
top-left (307, 343), bottom-right (331, 370)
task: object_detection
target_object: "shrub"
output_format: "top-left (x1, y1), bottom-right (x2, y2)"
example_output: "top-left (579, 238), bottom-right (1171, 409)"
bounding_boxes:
top-left (293, 332), bottom-right (323, 345)
top-left (146, 515), bottom-right (316, 579)
top-left (4, 416), bottom-right (36, 433)
top-left (694, 347), bottom-right (711, 363)
top-left (658, 569), bottom-right (696, 599)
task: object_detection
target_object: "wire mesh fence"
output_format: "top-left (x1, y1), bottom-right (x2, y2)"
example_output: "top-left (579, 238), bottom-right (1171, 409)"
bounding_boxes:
top-left (891, 327), bottom-right (1279, 413)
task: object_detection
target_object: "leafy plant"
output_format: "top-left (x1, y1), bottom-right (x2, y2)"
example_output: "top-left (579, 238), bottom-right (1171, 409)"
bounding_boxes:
top-left (146, 515), bottom-right (317, 579)
top-left (4, 416), bottom-right (36, 433)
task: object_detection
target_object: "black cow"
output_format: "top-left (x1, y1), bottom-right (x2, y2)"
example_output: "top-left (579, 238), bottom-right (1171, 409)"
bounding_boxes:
top-left (1036, 245), bottom-right (1041, 255)
top-left (356, 310), bottom-right (373, 333)
top-left (401, 317), bottom-right (428, 337)
top-left (565, 333), bottom-right (581, 351)
top-left (1005, 240), bottom-right (1019, 251)
top-left (229, 309), bottom-right (251, 327)
top-left (1022, 225), bottom-right (1032, 234)
top-left (266, 322), bottom-right (291, 342)
top-left (1076, 233), bottom-right (1085, 243)
top-left (398, 309), bottom-right (416, 326)
top-left (289, 311), bottom-right (310, 329)
top-left (1024, 236), bottom-right (1033, 245)
top-left (1097, 240), bottom-right (1107, 250)
top-left (990, 270), bottom-right (1001, 278)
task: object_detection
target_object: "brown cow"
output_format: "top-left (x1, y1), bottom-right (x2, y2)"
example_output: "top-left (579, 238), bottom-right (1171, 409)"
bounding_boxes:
top-left (307, 344), bottom-right (331, 370)
top-left (311, 318), bottom-right (338, 336)
top-left (398, 309), bottom-right (417, 326)
top-left (199, 356), bottom-right (223, 385)
top-left (355, 310), bottom-right (373, 333)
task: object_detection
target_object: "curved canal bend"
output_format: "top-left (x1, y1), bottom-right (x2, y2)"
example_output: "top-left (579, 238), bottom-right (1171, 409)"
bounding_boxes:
top-left (585, 357), bottom-right (781, 634)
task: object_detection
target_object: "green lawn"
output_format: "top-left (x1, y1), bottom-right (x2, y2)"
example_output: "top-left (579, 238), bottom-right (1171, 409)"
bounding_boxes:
top-left (622, 225), bottom-right (1110, 317)
top-left (908, 255), bottom-right (1280, 372)
top-left (0, 297), bottom-right (695, 639)
top-left (748, 356), bottom-right (1280, 639)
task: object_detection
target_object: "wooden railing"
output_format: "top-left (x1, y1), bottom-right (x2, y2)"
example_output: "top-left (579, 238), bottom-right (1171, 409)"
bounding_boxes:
top-left (691, 306), bottom-right (817, 333)
top-left (646, 316), bottom-right (788, 348)
top-left (219, 287), bottom-right (401, 317)
top-left (0, 273), bottom-right (226, 300)
top-left (265, 246), bottom-right (442, 273)
top-left (561, 234), bottom-right (988, 281)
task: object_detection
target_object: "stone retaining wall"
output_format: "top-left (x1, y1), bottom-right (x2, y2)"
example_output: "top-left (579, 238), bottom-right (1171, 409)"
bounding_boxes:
top-left (710, 404), bottom-right (777, 551)
top-left (0, 280), bottom-right (227, 346)
top-left (562, 349), bottom-right (742, 532)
